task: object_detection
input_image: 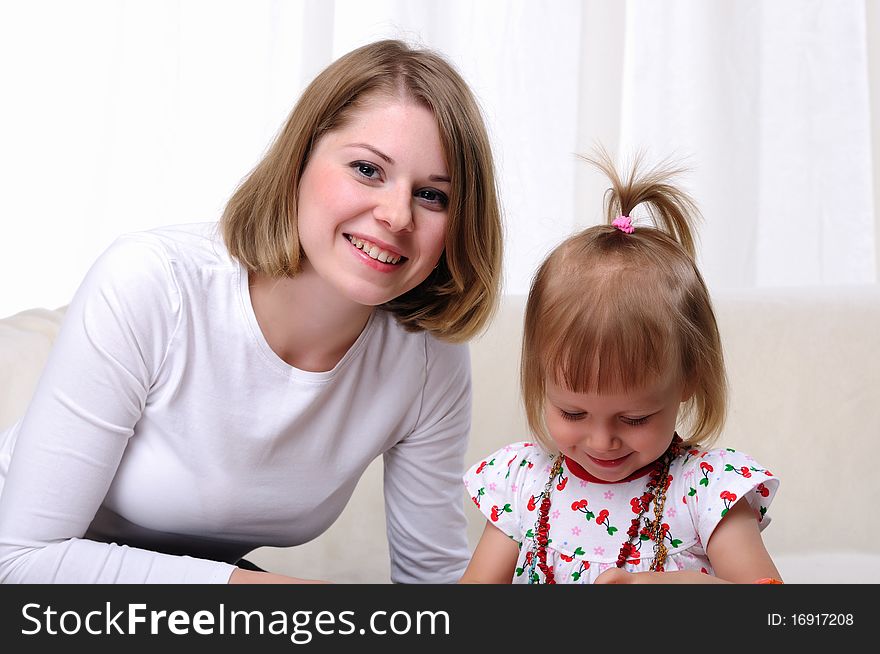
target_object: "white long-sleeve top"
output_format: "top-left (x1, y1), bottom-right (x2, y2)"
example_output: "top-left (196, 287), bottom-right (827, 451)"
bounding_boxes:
top-left (0, 223), bottom-right (471, 583)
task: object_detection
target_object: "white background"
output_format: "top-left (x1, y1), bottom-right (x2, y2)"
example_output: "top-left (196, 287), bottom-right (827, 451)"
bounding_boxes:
top-left (1, 0), bottom-right (878, 317)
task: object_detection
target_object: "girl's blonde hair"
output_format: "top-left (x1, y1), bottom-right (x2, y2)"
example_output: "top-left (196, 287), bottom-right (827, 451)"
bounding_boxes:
top-left (521, 151), bottom-right (727, 450)
top-left (221, 39), bottom-right (502, 341)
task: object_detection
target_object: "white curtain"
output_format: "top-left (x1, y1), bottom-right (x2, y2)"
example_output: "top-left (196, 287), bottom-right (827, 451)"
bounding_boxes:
top-left (612, 0), bottom-right (876, 289)
top-left (0, 0), bottom-right (877, 316)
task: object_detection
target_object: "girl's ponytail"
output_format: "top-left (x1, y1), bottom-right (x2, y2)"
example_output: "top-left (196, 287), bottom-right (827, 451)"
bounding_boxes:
top-left (582, 148), bottom-right (700, 258)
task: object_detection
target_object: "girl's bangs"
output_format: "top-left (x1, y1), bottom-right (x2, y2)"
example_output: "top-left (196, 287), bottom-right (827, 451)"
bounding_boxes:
top-left (542, 296), bottom-right (678, 395)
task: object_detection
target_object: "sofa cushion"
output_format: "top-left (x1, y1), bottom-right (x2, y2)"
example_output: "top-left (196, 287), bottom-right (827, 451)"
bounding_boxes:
top-left (0, 307), bottom-right (66, 430)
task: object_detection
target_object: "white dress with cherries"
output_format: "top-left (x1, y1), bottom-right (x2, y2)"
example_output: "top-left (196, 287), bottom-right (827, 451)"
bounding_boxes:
top-left (463, 441), bottom-right (779, 583)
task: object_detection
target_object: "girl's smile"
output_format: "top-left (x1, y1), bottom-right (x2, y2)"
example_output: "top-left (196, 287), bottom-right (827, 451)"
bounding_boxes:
top-left (586, 452), bottom-right (632, 468)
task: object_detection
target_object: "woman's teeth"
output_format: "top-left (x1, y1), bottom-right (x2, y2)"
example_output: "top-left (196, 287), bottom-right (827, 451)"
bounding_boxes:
top-left (347, 235), bottom-right (403, 265)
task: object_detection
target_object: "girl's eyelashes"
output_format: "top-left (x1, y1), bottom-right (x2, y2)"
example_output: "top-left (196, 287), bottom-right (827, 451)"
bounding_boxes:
top-left (558, 408), bottom-right (651, 426)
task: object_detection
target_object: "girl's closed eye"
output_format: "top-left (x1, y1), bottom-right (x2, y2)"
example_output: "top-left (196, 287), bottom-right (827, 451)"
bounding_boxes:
top-left (559, 409), bottom-right (585, 422)
top-left (620, 415), bottom-right (650, 426)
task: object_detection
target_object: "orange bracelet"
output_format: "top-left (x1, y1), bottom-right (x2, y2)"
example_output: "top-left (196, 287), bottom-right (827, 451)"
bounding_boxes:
top-left (754, 577), bottom-right (784, 584)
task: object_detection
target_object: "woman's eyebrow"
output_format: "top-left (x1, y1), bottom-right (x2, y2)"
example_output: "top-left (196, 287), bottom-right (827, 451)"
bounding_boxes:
top-left (347, 142), bottom-right (394, 163)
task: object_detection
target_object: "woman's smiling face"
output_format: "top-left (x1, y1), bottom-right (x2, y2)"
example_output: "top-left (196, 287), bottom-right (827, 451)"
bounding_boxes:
top-left (295, 96), bottom-right (451, 308)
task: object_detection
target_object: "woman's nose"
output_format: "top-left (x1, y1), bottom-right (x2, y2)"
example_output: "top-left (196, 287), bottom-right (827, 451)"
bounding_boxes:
top-left (373, 186), bottom-right (413, 232)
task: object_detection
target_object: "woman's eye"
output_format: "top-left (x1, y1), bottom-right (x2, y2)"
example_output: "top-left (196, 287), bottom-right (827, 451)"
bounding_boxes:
top-left (416, 188), bottom-right (449, 208)
top-left (351, 161), bottom-right (381, 179)
top-left (560, 410), bottom-right (585, 422)
top-left (621, 416), bottom-right (649, 426)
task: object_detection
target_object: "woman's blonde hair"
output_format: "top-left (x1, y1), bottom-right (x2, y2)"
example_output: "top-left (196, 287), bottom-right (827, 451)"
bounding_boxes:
top-left (521, 151), bottom-right (727, 450)
top-left (221, 39), bottom-right (502, 341)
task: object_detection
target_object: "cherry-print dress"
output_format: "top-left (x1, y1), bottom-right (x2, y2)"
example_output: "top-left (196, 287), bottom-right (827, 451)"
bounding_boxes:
top-left (463, 441), bottom-right (779, 584)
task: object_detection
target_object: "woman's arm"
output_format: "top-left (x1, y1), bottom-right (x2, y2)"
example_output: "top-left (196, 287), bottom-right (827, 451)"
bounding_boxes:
top-left (228, 569), bottom-right (328, 584)
top-left (0, 235), bottom-right (235, 583)
top-left (459, 522), bottom-right (519, 584)
top-left (382, 337), bottom-right (473, 583)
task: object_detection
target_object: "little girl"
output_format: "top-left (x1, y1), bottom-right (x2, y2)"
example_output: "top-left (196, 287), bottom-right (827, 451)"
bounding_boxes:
top-left (461, 153), bottom-right (782, 584)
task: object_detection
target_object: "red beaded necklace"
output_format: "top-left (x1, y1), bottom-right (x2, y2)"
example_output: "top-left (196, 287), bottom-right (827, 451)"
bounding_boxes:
top-left (526, 436), bottom-right (683, 584)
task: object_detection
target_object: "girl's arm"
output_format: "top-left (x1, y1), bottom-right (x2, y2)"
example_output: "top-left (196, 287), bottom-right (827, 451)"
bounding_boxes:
top-left (703, 497), bottom-right (782, 582)
top-left (595, 500), bottom-right (781, 584)
top-left (459, 521), bottom-right (519, 583)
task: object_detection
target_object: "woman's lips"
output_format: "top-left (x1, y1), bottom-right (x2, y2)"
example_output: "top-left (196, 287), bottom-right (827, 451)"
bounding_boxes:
top-left (587, 453), bottom-right (631, 468)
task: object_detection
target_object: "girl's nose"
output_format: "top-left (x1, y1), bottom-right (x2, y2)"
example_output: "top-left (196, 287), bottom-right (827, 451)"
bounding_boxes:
top-left (582, 426), bottom-right (620, 453)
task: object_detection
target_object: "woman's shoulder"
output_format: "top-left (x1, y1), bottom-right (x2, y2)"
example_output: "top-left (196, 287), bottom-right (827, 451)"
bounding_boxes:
top-left (375, 312), bottom-right (470, 375)
top-left (125, 222), bottom-right (231, 266)
top-left (70, 222), bottom-right (235, 330)
top-left (97, 222), bottom-right (228, 277)
top-left (382, 316), bottom-right (469, 353)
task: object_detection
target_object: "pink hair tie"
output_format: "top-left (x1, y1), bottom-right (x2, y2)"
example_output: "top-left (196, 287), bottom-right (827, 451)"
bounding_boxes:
top-left (612, 215), bottom-right (634, 234)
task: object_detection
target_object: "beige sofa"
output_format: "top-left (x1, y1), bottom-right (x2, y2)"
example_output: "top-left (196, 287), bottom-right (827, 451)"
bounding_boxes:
top-left (2, 287), bottom-right (879, 583)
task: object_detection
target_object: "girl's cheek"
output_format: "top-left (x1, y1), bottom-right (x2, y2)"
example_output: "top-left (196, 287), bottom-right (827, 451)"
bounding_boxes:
top-left (548, 418), bottom-right (578, 448)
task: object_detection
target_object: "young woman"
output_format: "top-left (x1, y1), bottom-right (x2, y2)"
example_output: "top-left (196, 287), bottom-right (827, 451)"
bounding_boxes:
top-left (0, 39), bottom-right (502, 584)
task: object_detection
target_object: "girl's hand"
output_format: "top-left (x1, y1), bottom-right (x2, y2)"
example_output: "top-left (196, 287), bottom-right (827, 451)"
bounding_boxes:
top-left (594, 568), bottom-right (731, 584)
top-left (228, 568), bottom-right (330, 584)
